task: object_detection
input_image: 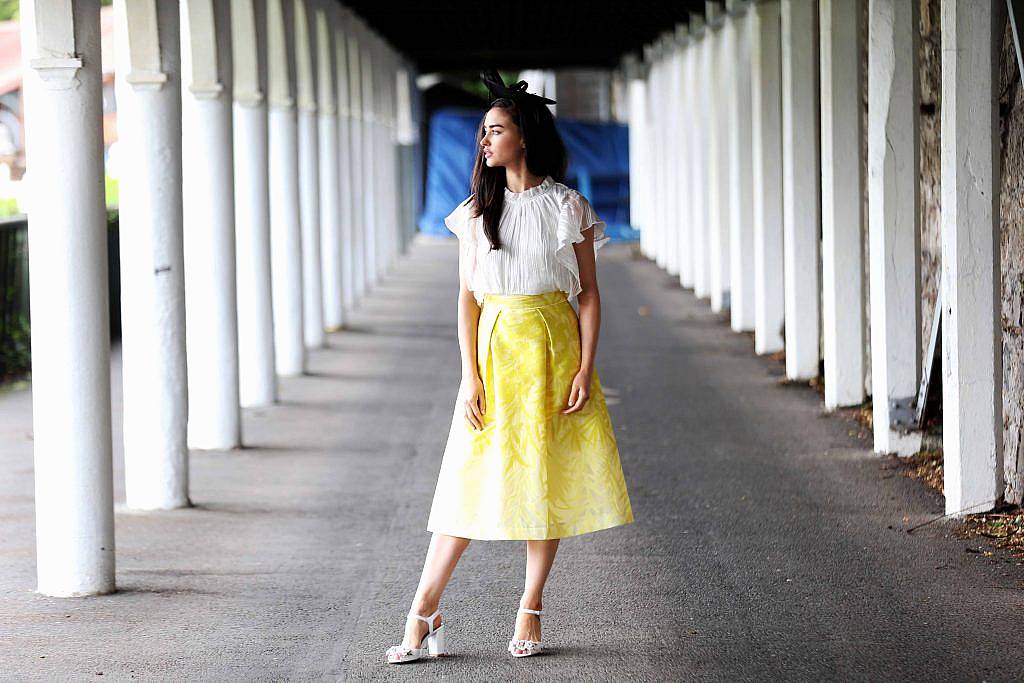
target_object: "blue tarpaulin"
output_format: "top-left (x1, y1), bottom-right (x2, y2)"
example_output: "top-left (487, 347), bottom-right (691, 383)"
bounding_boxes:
top-left (418, 107), bottom-right (638, 241)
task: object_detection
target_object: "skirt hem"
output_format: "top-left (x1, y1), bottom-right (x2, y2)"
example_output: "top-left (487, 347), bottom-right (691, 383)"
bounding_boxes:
top-left (426, 513), bottom-right (634, 541)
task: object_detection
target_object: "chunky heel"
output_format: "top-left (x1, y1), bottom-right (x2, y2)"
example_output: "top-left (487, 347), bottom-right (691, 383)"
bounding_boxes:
top-left (385, 608), bottom-right (446, 664)
top-left (427, 623), bottom-right (447, 656)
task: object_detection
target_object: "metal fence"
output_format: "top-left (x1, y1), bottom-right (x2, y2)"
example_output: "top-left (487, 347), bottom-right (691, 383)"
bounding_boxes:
top-left (0, 211), bottom-right (122, 383)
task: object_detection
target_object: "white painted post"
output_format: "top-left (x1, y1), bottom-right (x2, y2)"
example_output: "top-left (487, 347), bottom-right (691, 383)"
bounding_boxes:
top-left (294, 0), bottom-right (322, 350)
top-left (268, 0), bottom-right (305, 376)
top-left (727, 0), bottom-right (754, 332)
top-left (359, 24), bottom-right (378, 291)
top-left (231, 0), bottom-right (277, 408)
top-left (751, 0), bottom-right (785, 354)
top-left (114, 0), bottom-right (190, 508)
top-left (21, 0), bottom-right (114, 597)
top-left (181, 0), bottom-right (242, 448)
top-left (346, 18), bottom-right (365, 302)
top-left (317, 4), bottom-right (342, 331)
top-left (695, 15), bottom-right (712, 300)
top-left (867, 0), bottom-right (922, 455)
top-left (708, 3), bottom-right (731, 313)
top-left (820, 0), bottom-right (866, 409)
top-left (626, 56), bottom-right (650, 252)
top-left (335, 16), bottom-right (356, 313)
top-left (940, 0), bottom-right (1001, 515)
top-left (689, 13), bottom-right (708, 295)
top-left (780, 0), bottom-right (820, 380)
top-left (654, 38), bottom-right (670, 272)
top-left (676, 25), bottom-right (694, 290)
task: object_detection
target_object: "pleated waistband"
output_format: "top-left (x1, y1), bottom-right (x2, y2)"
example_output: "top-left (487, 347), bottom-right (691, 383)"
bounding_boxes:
top-left (481, 290), bottom-right (569, 310)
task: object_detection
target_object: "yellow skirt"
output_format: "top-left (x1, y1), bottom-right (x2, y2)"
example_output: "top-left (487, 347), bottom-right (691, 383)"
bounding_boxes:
top-left (426, 290), bottom-right (634, 540)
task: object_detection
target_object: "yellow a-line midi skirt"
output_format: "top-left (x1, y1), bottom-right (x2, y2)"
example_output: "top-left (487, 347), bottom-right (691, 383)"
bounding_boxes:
top-left (426, 290), bottom-right (634, 540)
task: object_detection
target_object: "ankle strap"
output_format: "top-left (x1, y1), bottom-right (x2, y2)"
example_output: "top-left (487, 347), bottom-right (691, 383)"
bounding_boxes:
top-left (518, 607), bottom-right (543, 616)
top-left (408, 608), bottom-right (441, 634)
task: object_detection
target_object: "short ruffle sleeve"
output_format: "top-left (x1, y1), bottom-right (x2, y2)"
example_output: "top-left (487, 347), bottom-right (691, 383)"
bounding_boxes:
top-left (554, 190), bottom-right (609, 298)
top-left (444, 194), bottom-right (481, 294)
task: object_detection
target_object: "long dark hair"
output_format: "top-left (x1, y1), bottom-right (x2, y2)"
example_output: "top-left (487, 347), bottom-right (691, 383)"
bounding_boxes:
top-left (469, 97), bottom-right (568, 251)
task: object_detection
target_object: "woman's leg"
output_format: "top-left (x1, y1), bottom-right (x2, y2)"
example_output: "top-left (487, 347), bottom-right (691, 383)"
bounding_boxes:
top-left (400, 532), bottom-right (471, 648)
top-left (512, 538), bottom-right (560, 650)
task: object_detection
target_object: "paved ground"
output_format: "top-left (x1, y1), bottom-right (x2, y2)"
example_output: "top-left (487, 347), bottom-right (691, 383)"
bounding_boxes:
top-left (2, 235), bottom-right (1023, 682)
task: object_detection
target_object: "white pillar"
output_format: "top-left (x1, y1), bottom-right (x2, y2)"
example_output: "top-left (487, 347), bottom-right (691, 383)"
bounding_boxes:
top-left (666, 30), bottom-right (685, 278)
top-left (626, 57), bottom-right (649, 249)
top-left (940, 0), bottom-right (1001, 515)
top-left (295, 0), bottom-right (322, 350)
top-left (867, 0), bottom-right (922, 455)
top-left (653, 41), bottom-right (668, 271)
top-left (360, 25), bottom-right (378, 290)
top-left (317, 5), bottom-right (342, 331)
top-left (114, 0), bottom-right (189, 508)
top-left (780, 0), bottom-right (820, 380)
top-left (21, 0), bottom-right (115, 596)
top-left (347, 20), bottom-right (366, 301)
top-left (708, 6), bottom-right (731, 313)
top-left (335, 14), bottom-right (356, 313)
top-left (268, 0), bottom-right (305, 376)
top-left (695, 16), bottom-right (712, 299)
top-left (232, 0), bottom-right (277, 408)
top-left (676, 26), bottom-right (694, 290)
top-left (751, 0), bottom-right (785, 354)
top-left (181, 0), bottom-right (241, 449)
top-left (727, 1), bottom-right (755, 332)
top-left (689, 14), bottom-right (708, 295)
top-left (820, 0), bottom-right (866, 409)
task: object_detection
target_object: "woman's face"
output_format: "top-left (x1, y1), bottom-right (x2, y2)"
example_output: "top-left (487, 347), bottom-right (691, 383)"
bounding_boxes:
top-left (480, 107), bottom-right (523, 168)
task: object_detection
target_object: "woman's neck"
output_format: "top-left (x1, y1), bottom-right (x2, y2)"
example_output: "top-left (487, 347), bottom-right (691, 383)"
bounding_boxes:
top-left (504, 165), bottom-right (546, 193)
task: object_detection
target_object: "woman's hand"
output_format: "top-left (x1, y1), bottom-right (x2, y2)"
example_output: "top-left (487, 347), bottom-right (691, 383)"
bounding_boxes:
top-left (561, 369), bottom-right (592, 414)
top-left (459, 374), bottom-right (486, 430)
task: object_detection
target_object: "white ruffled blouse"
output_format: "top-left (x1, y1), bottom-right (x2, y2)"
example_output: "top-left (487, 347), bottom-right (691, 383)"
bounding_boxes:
top-left (443, 175), bottom-right (609, 305)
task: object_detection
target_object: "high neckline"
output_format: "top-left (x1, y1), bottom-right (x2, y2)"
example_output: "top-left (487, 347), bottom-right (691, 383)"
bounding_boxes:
top-left (504, 175), bottom-right (554, 202)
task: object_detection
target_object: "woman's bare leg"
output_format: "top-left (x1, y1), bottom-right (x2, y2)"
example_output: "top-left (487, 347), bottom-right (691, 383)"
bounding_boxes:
top-left (512, 538), bottom-right (560, 652)
top-left (400, 532), bottom-right (471, 649)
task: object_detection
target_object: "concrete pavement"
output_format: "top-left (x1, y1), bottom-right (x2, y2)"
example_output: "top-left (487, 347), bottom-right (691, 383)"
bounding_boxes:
top-left (1, 235), bottom-right (1022, 681)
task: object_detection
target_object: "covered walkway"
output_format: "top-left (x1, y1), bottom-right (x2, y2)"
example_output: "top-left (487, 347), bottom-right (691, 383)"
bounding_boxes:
top-left (2, 237), bottom-right (1021, 679)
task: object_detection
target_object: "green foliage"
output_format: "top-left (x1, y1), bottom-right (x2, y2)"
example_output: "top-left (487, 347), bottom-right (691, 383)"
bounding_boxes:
top-left (0, 0), bottom-right (112, 21)
top-left (105, 174), bottom-right (118, 208)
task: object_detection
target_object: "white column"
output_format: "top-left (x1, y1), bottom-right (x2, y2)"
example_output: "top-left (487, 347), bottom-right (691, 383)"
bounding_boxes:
top-left (360, 25), bottom-right (378, 290)
top-left (317, 5), bottom-right (342, 331)
top-left (653, 41), bottom-right (668, 270)
top-left (820, 0), bottom-right (866, 409)
top-left (21, 0), bottom-right (114, 596)
top-left (335, 14), bottom-right (356, 312)
top-left (347, 21), bottom-right (366, 300)
top-left (676, 27), bottom-right (694, 290)
top-left (294, 0), bottom-right (322, 350)
top-left (626, 57), bottom-right (649, 249)
top-left (268, 0), bottom-right (305, 376)
top-left (232, 0), bottom-right (277, 407)
top-left (867, 0), bottom-right (921, 455)
top-left (181, 0), bottom-right (241, 449)
top-left (666, 30), bottom-right (685, 278)
top-left (728, 1), bottom-right (754, 332)
top-left (695, 17), bottom-right (712, 299)
top-left (114, 0), bottom-right (189, 508)
top-left (688, 14), bottom-right (708, 295)
top-left (709, 6), bottom-right (731, 313)
top-left (940, 0), bottom-right (1001, 515)
top-left (751, 0), bottom-right (785, 354)
top-left (780, 0), bottom-right (820, 381)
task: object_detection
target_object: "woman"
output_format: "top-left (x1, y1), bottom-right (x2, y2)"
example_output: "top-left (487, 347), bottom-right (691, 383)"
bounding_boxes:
top-left (385, 70), bottom-right (634, 664)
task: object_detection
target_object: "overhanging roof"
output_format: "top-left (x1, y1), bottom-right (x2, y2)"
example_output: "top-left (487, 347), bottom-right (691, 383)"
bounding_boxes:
top-left (343, 0), bottom-right (707, 72)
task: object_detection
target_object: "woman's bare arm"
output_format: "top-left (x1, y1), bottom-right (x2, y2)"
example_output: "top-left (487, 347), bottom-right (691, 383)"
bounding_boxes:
top-left (563, 226), bottom-right (600, 414)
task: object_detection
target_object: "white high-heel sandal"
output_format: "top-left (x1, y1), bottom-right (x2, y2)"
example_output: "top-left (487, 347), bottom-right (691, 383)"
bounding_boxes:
top-left (385, 608), bottom-right (447, 664)
top-left (508, 607), bottom-right (544, 657)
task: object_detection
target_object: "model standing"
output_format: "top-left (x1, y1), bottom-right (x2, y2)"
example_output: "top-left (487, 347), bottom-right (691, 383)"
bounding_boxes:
top-left (385, 70), bottom-right (634, 664)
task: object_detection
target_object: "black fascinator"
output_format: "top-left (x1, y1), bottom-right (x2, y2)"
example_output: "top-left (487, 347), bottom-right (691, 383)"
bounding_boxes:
top-left (479, 68), bottom-right (557, 107)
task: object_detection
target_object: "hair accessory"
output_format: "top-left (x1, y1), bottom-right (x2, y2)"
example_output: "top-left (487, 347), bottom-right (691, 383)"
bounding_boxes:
top-left (480, 68), bottom-right (557, 107)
